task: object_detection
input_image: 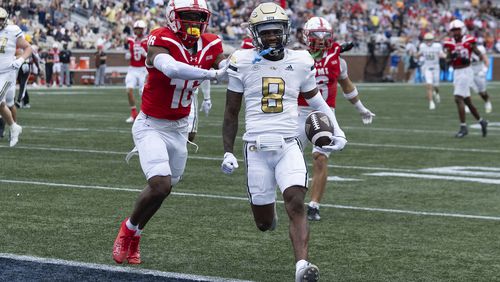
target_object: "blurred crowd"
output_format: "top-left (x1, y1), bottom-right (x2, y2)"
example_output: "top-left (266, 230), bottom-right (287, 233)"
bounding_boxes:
top-left (3, 0), bottom-right (499, 54)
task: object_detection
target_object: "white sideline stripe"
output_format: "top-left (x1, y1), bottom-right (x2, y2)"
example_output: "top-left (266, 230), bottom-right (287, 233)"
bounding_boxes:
top-left (0, 144), bottom-right (495, 173)
top-left (2, 179), bottom-right (500, 221)
top-left (0, 253), bottom-right (252, 282)
top-left (3, 138), bottom-right (500, 155)
top-left (366, 172), bottom-right (500, 185)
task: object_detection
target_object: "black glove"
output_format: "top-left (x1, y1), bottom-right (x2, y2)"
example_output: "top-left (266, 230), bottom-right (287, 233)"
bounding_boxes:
top-left (340, 42), bottom-right (354, 53)
top-left (460, 57), bottom-right (470, 65)
top-left (450, 51), bottom-right (459, 60)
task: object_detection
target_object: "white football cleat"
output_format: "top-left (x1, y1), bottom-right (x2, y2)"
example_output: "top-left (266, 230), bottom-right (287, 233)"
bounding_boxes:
top-left (9, 123), bottom-right (22, 147)
top-left (296, 262), bottom-right (319, 282)
top-left (429, 101), bottom-right (436, 110)
top-left (125, 116), bottom-right (135, 123)
top-left (485, 101), bottom-right (492, 113)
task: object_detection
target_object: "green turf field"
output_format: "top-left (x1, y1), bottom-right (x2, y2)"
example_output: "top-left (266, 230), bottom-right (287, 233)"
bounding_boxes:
top-left (1, 83), bottom-right (499, 281)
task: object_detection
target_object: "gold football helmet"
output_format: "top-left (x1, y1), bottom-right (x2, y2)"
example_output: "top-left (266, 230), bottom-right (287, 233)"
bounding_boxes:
top-left (0, 8), bottom-right (8, 30)
top-left (248, 3), bottom-right (290, 53)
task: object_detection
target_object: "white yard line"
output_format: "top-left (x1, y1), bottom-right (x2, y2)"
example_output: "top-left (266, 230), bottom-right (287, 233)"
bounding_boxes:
top-left (2, 179), bottom-right (499, 221)
top-left (0, 253), bottom-right (252, 282)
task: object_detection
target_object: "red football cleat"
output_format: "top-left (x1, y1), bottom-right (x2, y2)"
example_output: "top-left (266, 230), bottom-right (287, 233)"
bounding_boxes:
top-left (112, 218), bottom-right (135, 264)
top-left (127, 236), bottom-right (142, 264)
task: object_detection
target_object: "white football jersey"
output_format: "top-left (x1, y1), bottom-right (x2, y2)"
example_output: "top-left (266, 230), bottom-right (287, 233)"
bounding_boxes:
top-left (0, 24), bottom-right (23, 73)
top-left (471, 45), bottom-right (486, 67)
top-left (227, 49), bottom-right (317, 141)
top-left (418, 42), bottom-right (442, 67)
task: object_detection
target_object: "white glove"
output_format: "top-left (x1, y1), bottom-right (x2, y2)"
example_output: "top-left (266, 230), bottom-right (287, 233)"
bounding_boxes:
top-left (200, 99), bottom-right (212, 116)
top-left (360, 109), bottom-right (376, 125)
top-left (322, 136), bottom-right (347, 152)
top-left (221, 152), bottom-right (239, 174)
top-left (11, 58), bottom-right (25, 70)
top-left (208, 68), bottom-right (227, 81)
top-left (125, 52), bottom-right (131, 60)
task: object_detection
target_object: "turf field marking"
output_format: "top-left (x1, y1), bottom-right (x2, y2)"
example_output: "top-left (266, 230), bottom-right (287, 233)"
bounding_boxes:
top-left (366, 172), bottom-right (500, 185)
top-left (0, 253), bottom-right (252, 282)
top-left (2, 179), bottom-right (500, 221)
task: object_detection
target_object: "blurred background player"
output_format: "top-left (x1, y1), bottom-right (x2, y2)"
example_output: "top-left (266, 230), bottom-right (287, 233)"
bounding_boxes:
top-left (59, 42), bottom-right (72, 87)
top-left (297, 16), bottom-right (375, 221)
top-left (94, 44), bottom-right (107, 86)
top-left (221, 4), bottom-right (346, 281)
top-left (51, 43), bottom-right (61, 87)
top-left (187, 79), bottom-right (211, 142)
top-left (417, 32), bottom-right (444, 110)
top-left (113, 0), bottom-right (228, 265)
top-left (0, 7), bottom-right (30, 146)
top-left (443, 19), bottom-right (487, 138)
top-left (15, 35), bottom-right (40, 109)
top-left (470, 41), bottom-right (492, 114)
top-left (124, 20), bottom-right (148, 123)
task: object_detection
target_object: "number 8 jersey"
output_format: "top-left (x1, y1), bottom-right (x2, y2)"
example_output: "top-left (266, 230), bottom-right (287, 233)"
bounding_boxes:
top-left (141, 27), bottom-right (223, 120)
top-left (227, 49), bottom-right (317, 141)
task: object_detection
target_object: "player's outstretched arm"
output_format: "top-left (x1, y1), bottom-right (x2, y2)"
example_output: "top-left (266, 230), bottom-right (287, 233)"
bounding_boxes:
top-left (146, 45), bottom-right (224, 81)
top-left (221, 89), bottom-right (242, 174)
top-left (338, 77), bottom-right (375, 125)
top-left (12, 36), bottom-right (32, 69)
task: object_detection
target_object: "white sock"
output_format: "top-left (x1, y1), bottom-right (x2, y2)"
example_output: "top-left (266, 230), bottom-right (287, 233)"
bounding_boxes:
top-left (309, 201), bottom-right (319, 209)
top-left (134, 229), bottom-right (142, 237)
top-left (296, 259), bottom-right (308, 272)
top-left (126, 218), bottom-right (138, 231)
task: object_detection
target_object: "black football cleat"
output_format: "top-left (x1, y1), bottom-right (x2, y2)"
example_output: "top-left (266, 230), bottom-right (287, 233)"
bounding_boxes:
top-left (479, 120), bottom-right (488, 137)
top-left (307, 205), bottom-right (321, 221)
top-left (455, 126), bottom-right (468, 138)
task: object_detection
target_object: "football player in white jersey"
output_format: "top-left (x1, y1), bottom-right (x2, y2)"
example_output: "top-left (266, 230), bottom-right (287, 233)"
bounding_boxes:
top-left (221, 3), bottom-right (346, 281)
top-left (417, 32), bottom-right (444, 110)
top-left (0, 7), bottom-right (31, 146)
top-left (470, 43), bottom-right (491, 113)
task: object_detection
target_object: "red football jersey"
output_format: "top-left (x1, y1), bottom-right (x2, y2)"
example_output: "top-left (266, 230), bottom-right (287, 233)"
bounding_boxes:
top-left (241, 37), bottom-right (254, 49)
top-left (443, 35), bottom-right (476, 68)
top-left (127, 36), bottom-right (148, 67)
top-left (298, 42), bottom-right (341, 108)
top-left (141, 27), bottom-right (223, 120)
top-left (50, 49), bottom-right (60, 63)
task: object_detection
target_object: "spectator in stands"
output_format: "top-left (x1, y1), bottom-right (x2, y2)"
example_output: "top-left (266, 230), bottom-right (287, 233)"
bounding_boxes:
top-left (94, 44), bottom-right (106, 86)
top-left (59, 42), bottom-right (72, 87)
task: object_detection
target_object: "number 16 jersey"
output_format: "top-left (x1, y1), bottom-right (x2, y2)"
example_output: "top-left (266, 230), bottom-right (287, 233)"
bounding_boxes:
top-left (141, 27), bottom-right (223, 120)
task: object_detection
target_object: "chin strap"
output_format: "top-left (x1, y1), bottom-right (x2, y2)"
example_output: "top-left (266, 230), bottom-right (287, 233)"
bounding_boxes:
top-left (310, 50), bottom-right (323, 60)
top-left (252, 47), bottom-right (275, 64)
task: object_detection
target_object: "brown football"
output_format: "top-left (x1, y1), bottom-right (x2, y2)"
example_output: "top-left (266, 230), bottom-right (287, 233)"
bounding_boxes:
top-left (305, 111), bottom-right (334, 147)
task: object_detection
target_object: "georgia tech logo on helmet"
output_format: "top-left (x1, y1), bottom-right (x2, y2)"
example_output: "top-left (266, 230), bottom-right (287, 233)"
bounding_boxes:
top-left (248, 3), bottom-right (290, 53)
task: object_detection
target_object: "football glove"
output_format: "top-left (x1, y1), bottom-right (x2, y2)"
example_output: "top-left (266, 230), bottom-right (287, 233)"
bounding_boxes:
top-left (322, 136), bottom-right (347, 152)
top-left (11, 58), bottom-right (25, 70)
top-left (360, 109), bottom-right (376, 125)
top-left (221, 152), bottom-right (239, 174)
top-left (125, 52), bottom-right (131, 60)
top-left (340, 42), bottom-right (354, 53)
top-left (200, 99), bottom-right (212, 116)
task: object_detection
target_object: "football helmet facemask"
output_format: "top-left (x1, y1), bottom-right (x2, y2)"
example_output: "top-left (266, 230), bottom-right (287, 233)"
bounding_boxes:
top-left (166, 0), bottom-right (211, 48)
top-left (133, 20), bottom-right (146, 36)
top-left (448, 19), bottom-right (465, 40)
top-left (0, 8), bottom-right (8, 30)
top-left (248, 3), bottom-right (290, 56)
top-left (303, 17), bottom-right (334, 53)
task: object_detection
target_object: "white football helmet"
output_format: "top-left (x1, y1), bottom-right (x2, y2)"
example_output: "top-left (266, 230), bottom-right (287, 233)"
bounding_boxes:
top-left (0, 7), bottom-right (8, 30)
top-left (303, 16), bottom-right (334, 52)
top-left (133, 20), bottom-right (147, 29)
top-left (448, 19), bottom-right (465, 34)
top-left (248, 2), bottom-right (290, 53)
top-left (165, 0), bottom-right (211, 47)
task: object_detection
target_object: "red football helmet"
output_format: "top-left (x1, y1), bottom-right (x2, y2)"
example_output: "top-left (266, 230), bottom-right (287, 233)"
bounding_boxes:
top-left (166, 0), bottom-right (211, 48)
top-left (303, 17), bottom-right (334, 52)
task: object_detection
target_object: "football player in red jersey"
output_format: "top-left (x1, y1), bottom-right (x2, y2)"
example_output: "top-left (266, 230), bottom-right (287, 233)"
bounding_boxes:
top-left (113, 0), bottom-right (228, 265)
top-left (124, 20), bottom-right (148, 123)
top-left (443, 19), bottom-right (488, 138)
top-left (297, 17), bottom-right (375, 221)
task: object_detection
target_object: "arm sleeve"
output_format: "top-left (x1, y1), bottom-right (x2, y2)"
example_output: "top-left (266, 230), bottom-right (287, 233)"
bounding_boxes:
top-left (153, 53), bottom-right (213, 80)
top-left (339, 58), bottom-right (348, 80)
